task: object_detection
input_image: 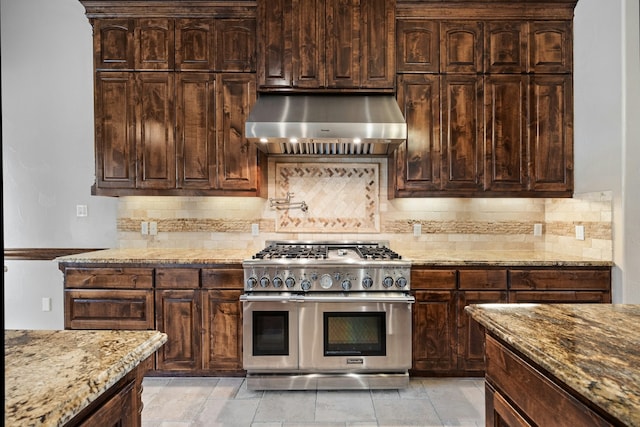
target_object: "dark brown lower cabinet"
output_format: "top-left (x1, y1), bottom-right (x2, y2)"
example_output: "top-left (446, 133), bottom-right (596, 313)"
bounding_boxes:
top-left (202, 290), bottom-right (243, 372)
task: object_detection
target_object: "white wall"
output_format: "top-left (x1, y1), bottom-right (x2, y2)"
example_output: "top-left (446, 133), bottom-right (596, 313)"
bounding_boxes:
top-left (2, 0), bottom-right (118, 329)
top-left (2, 0), bottom-right (638, 330)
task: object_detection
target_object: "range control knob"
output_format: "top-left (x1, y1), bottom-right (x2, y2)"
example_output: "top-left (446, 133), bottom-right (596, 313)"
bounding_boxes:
top-left (301, 279), bottom-right (312, 291)
top-left (285, 277), bottom-right (296, 288)
top-left (362, 276), bottom-right (374, 289)
top-left (272, 277), bottom-right (283, 288)
top-left (383, 276), bottom-right (394, 288)
top-left (396, 277), bottom-right (408, 288)
top-left (246, 277), bottom-right (258, 289)
top-left (260, 276), bottom-right (270, 288)
top-left (342, 279), bottom-right (352, 291)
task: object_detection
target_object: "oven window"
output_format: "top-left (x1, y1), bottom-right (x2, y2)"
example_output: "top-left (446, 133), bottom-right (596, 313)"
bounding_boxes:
top-left (252, 311), bottom-right (289, 356)
top-left (323, 312), bottom-right (386, 356)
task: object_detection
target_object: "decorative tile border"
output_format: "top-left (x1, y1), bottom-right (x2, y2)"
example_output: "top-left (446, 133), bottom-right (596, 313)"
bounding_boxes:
top-left (383, 220), bottom-right (536, 234)
top-left (118, 218), bottom-right (276, 233)
top-left (274, 163), bottom-right (379, 233)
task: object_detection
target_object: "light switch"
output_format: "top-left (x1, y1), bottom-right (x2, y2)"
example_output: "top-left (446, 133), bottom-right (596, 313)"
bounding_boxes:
top-left (76, 205), bottom-right (88, 217)
top-left (575, 225), bottom-right (585, 241)
top-left (533, 223), bottom-right (543, 236)
top-left (42, 297), bottom-right (52, 312)
top-left (413, 223), bottom-right (422, 237)
top-left (251, 223), bottom-right (259, 236)
top-left (141, 221), bottom-right (149, 235)
top-left (149, 221), bottom-right (158, 235)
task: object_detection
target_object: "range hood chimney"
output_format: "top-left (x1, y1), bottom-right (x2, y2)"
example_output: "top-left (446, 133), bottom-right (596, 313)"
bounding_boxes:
top-left (245, 94), bottom-right (407, 155)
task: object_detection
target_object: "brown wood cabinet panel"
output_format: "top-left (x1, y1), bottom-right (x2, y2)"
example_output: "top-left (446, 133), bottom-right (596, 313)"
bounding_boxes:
top-left (458, 269), bottom-right (507, 290)
top-left (509, 269), bottom-right (611, 291)
top-left (291, 0), bottom-right (325, 88)
top-left (216, 73), bottom-right (257, 191)
top-left (94, 19), bottom-right (134, 70)
top-left (486, 383), bottom-right (534, 427)
top-left (201, 267), bottom-right (244, 289)
top-left (65, 289), bottom-right (154, 330)
top-left (485, 335), bottom-right (612, 427)
top-left (485, 22), bottom-right (526, 74)
top-left (457, 290), bottom-right (507, 372)
top-left (156, 268), bottom-right (200, 289)
top-left (360, 0), bottom-right (395, 88)
top-left (202, 290), bottom-right (243, 372)
top-left (215, 18), bottom-right (256, 72)
top-left (257, 0), bottom-right (292, 87)
top-left (325, 0), bottom-right (360, 88)
top-left (176, 72), bottom-right (217, 189)
top-left (411, 268), bottom-right (456, 290)
top-left (484, 74), bottom-right (527, 191)
top-left (136, 72), bottom-right (176, 190)
top-left (412, 290), bottom-right (457, 373)
top-left (176, 19), bottom-right (215, 71)
top-left (155, 290), bottom-right (202, 371)
top-left (64, 267), bottom-right (154, 289)
top-left (394, 74), bottom-right (441, 193)
top-left (528, 21), bottom-right (572, 73)
top-left (76, 378), bottom-right (136, 427)
top-left (441, 74), bottom-right (483, 191)
top-left (441, 21), bottom-right (483, 74)
top-left (529, 74), bottom-right (573, 193)
top-left (94, 72), bottom-right (136, 189)
top-left (508, 291), bottom-right (610, 303)
top-left (134, 19), bottom-right (174, 70)
top-left (396, 20), bottom-right (439, 73)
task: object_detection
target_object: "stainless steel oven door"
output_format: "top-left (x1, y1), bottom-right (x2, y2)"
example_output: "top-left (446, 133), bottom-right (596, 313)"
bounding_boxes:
top-left (297, 292), bottom-right (414, 372)
top-left (241, 293), bottom-right (298, 371)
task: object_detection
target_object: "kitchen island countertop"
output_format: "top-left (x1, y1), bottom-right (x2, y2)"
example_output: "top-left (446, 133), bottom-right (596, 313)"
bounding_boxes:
top-left (5, 329), bottom-right (167, 426)
top-left (56, 247), bottom-right (612, 267)
top-left (465, 304), bottom-right (640, 426)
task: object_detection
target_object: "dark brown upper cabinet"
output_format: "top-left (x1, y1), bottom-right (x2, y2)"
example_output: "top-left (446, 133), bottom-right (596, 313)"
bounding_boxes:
top-left (485, 22), bottom-right (526, 74)
top-left (528, 21), bottom-right (572, 73)
top-left (396, 20), bottom-right (440, 73)
top-left (257, 0), bottom-right (395, 91)
top-left (440, 22), bottom-right (483, 74)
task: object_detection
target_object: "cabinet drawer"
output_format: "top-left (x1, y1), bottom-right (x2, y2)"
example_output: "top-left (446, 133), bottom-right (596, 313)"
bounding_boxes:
top-left (65, 289), bottom-right (154, 329)
top-left (459, 269), bottom-right (507, 290)
top-left (509, 291), bottom-right (609, 303)
top-left (201, 268), bottom-right (244, 289)
top-left (509, 269), bottom-right (611, 290)
top-left (156, 268), bottom-right (200, 289)
top-left (485, 335), bottom-right (611, 427)
top-left (411, 269), bottom-right (456, 290)
top-left (64, 267), bottom-right (153, 289)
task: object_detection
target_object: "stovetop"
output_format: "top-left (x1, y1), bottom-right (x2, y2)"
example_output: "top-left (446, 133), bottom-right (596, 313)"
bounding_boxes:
top-left (250, 241), bottom-right (402, 261)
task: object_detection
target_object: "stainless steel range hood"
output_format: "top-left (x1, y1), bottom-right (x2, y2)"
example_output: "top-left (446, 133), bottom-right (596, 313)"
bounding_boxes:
top-left (245, 94), bottom-right (407, 155)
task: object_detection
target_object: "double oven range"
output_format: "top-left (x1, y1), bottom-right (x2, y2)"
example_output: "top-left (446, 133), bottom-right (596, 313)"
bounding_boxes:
top-left (241, 241), bottom-right (414, 390)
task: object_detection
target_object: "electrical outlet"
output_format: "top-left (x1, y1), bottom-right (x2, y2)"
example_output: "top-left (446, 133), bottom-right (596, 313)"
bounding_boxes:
top-left (575, 225), bottom-right (585, 241)
top-left (42, 297), bottom-right (52, 312)
top-left (141, 221), bottom-right (149, 235)
top-left (413, 223), bottom-right (422, 237)
top-left (76, 205), bottom-right (88, 217)
top-left (251, 223), bottom-right (259, 236)
top-left (533, 223), bottom-right (543, 236)
top-left (149, 221), bottom-right (158, 235)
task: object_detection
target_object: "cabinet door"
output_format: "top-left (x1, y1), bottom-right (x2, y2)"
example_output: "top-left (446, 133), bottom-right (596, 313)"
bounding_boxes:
top-left (484, 75), bottom-right (527, 192)
top-left (135, 72), bottom-right (176, 189)
top-left (486, 384), bottom-right (534, 427)
top-left (485, 22), bottom-right (526, 74)
top-left (257, 0), bottom-right (292, 87)
top-left (134, 18), bottom-right (174, 70)
top-left (396, 20), bottom-right (439, 73)
top-left (176, 19), bottom-right (215, 71)
top-left (155, 290), bottom-right (202, 371)
top-left (412, 290), bottom-right (457, 373)
top-left (216, 73), bottom-right (258, 191)
top-left (94, 19), bottom-right (135, 70)
top-left (360, 0), bottom-right (395, 88)
top-left (529, 75), bottom-right (573, 194)
top-left (215, 19), bottom-right (257, 72)
top-left (202, 290), bottom-right (243, 372)
top-left (394, 74), bottom-right (441, 194)
top-left (325, 0), bottom-right (360, 88)
top-left (441, 74), bottom-right (483, 192)
top-left (441, 22), bottom-right (482, 74)
top-left (291, 0), bottom-right (325, 88)
top-left (176, 73), bottom-right (217, 189)
top-left (95, 72), bottom-right (136, 189)
top-left (457, 290), bottom-right (507, 373)
top-left (528, 21), bottom-right (572, 73)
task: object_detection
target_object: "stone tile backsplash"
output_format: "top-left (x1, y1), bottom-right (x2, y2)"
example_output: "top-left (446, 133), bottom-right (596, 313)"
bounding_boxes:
top-left (116, 158), bottom-right (612, 261)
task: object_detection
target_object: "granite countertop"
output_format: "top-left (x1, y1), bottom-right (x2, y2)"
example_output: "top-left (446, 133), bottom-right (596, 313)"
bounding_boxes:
top-left (56, 248), bottom-right (612, 267)
top-left (465, 304), bottom-right (640, 426)
top-left (5, 329), bottom-right (167, 427)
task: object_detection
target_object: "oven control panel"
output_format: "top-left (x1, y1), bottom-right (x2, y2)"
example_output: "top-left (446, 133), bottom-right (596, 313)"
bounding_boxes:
top-left (243, 266), bottom-right (410, 292)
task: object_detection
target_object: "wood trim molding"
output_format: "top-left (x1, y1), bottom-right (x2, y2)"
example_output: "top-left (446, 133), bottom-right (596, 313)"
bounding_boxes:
top-left (4, 248), bottom-right (106, 261)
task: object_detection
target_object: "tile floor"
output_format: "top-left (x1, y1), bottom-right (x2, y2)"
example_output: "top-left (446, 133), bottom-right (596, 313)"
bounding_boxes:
top-left (141, 377), bottom-right (485, 427)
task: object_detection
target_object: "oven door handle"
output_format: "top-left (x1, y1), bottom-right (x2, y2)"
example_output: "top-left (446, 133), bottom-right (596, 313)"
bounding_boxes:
top-left (240, 294), bottom-right (297, 302)
top-left (294, 295), bottom-right (416, 304)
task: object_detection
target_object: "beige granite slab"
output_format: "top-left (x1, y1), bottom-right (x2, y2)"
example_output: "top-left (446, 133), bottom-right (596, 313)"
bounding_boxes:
top-left (56, 248), bottom-right (611, 267)
top-left (5, 329), bottom-right (167, 427)
top-left (465, 304), bottom-right (640, 426)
